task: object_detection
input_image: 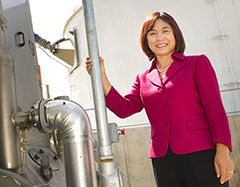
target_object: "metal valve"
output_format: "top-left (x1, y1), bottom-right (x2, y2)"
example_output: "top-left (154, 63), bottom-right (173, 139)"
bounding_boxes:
top-left (108, 123), bottom-right (125, 143)
top-left (118, 128), bottom-right (125, 136)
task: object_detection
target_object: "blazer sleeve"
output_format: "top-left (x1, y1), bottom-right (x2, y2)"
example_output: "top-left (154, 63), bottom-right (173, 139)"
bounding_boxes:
top-left (105, 74), bottom-right (144, 118)
top-left (195, 54), bottom-right (232, 151)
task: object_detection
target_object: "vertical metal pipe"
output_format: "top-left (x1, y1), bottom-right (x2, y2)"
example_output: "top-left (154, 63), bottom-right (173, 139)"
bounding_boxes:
top-left (0, 1), bottom-right (21, 171)
top-left (81, 0), bottom-right (113, 160)
top-left (73, 27), bottom-right (81, 66)
top-left (41, 100), bottom-right (97, 187)
top-left (81, 1), bottom-right (123, 186)
top-left (41, 84), bottom-right (50, 100)
top-left (0, 0), bottom-right (6, 54)
top-left (0, 55), bottom-right (21, 170)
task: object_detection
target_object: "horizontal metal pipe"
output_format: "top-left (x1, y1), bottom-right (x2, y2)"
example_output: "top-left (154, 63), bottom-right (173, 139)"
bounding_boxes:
top-left (12, 111), bottom-right (34, 129)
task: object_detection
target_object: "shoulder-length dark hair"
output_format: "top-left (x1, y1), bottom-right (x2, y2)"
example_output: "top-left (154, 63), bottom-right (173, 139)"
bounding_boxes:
top-left (140, 12), bottom-right (185, 61)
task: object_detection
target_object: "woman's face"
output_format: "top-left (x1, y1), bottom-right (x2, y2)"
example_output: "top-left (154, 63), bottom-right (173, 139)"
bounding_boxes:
top-left (147, 19), bottom-right (176, 58)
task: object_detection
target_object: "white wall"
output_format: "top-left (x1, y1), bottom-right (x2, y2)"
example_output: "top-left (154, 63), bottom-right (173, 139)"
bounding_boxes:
top-left (64, 0), bottom-right (240, 129)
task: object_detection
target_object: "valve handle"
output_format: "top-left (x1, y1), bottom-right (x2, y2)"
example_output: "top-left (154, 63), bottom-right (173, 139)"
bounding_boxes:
top-left (119, 128), bottom-right (125, 136)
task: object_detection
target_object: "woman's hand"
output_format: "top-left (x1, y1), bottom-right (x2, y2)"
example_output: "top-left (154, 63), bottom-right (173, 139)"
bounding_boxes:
top-left (86, 56), bottom-right (105, 75)
top-left (85, 56), bottom-right (111, 95)
top-left (214, 143), bottom-right (234, 184)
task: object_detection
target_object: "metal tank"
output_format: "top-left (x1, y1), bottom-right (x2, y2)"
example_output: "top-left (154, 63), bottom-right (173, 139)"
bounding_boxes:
top-left (0, 0), bottom-right (66, 186)
top-left (0, 0), bottom-right (100, 186)
top-left (64, 0), bottom-right (240, 127)
top-left (63, 0), bottom-right (240, 186)
top-left (1, 0), bottom-right (43, 172)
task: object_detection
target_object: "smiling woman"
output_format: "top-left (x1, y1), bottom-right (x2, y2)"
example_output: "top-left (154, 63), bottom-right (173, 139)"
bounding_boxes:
top-left (140, 12), bottom-right (185, 61)
top-left (85, 11), bottom-right (233, 187)
top-left (140, 12), bottom-right (184, 82)
top-left (146, 19), bottom-right (176, 63)
top-left (146, 18), bottom-right (176, 80)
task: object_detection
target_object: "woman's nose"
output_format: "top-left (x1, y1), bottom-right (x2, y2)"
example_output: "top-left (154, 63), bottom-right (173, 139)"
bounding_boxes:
top-left (156, 33), bottom-right (163, 41)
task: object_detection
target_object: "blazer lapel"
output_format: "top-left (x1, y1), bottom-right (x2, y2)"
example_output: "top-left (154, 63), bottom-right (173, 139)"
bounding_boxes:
top-left (146, 53), bottom-right (185, 87)
top-left (147, 68), bottom-right (164, 88)
top-left (162, 61), bottom-right (184, 84)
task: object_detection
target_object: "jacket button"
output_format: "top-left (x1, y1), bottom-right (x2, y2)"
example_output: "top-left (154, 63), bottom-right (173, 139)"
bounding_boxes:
top-left (162, 105), bottom-right (167, 109)
top-left (164, 122), bottom-right (168, 126)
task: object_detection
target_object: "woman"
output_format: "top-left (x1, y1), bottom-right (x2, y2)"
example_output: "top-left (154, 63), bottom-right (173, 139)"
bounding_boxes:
top-left (86, 12), bottom-right (234, 187)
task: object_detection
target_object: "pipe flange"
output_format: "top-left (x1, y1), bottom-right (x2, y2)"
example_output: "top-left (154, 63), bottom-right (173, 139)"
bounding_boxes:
top-left (38, 100), bottom-right (53, 134)
top-left (98, 145), bottom-right (114, 160)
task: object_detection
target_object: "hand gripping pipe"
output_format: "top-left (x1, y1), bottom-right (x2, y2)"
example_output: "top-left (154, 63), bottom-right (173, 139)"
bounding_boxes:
top-left (81, 0), bottom-right (123, 186)
top-left (33, 99), bottom-right (97, 187)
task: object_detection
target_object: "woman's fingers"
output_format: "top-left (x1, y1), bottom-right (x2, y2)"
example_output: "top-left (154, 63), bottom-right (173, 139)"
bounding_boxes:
top-left (225, 166), bottom-right (234, 183)
top-left (85, 57), bottom-right (92, 74)
top-left (220, 166), bottom-right (227, 184)
top-left (214, 162), bottom-right (220, 178)
top-left (86, 57), bottom-right (92, 64)
top-left (85, 56), bottom-right (105, 74)
top-left (214, 150), bottom-right (234, 184)
top-left (99, 56), bottom-right (104, 63)
top-left (99, 56), bottom-right (106, 74)
top-left (220, 166), bottom-right (234, 184)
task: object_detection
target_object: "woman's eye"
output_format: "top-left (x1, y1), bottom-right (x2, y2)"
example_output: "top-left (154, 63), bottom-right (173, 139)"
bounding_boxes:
top-left (163, 30), bottom-right (169, 33)
top-left (149, 32), bottom-right (156, 35)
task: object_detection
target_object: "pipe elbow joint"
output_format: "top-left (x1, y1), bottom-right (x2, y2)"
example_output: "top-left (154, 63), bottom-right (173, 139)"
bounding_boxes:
top-left (34, 99), bottom-right (98, 187)
top-left (36, 99), bottom-right (91, 137)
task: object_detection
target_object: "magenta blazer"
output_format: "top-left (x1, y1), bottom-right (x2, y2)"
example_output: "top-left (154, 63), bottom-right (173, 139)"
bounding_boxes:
top-left (105, 53), bottom-right (232, 158)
